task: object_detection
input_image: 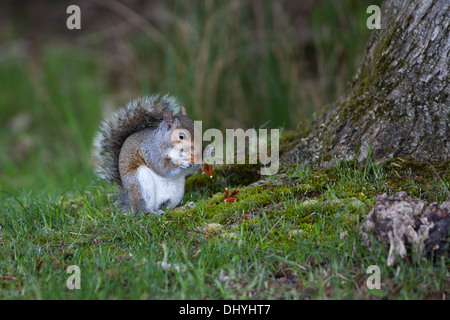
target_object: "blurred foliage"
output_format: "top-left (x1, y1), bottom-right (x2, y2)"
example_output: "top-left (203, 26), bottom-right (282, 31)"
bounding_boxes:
top-left (0, 0), bottom-right (381, 192)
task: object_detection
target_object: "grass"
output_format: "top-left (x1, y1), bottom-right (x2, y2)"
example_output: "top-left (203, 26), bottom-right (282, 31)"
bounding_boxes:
top-left (0, 159), bottom-right (448, 299)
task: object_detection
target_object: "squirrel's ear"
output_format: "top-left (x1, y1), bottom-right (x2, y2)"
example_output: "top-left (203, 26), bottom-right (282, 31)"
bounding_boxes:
top-left (181, 106), bottom-right (188, 116)
top-left (163, 109), bottom-right (174, 130)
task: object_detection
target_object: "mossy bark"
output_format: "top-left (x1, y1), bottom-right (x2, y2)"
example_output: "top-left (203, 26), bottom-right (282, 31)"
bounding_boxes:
top-left (282, 0), bottom-right (449, 165)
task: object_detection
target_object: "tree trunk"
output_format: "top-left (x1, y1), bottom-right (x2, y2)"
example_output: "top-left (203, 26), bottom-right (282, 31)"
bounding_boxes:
top-left (282, 0), bottom-right (449, 165)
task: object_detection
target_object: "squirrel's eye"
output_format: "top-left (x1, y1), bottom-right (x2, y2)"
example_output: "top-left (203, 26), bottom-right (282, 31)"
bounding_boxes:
top-left (179, 133), bottom-right (185, 140)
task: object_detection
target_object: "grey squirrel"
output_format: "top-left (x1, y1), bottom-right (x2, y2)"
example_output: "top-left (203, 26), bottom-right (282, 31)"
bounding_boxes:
top-left (93, 94), bottom-right (206, 215)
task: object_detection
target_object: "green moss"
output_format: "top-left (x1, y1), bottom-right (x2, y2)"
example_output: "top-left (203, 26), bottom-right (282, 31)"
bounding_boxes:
top-left (185, 170), bottom-right (223, 197)
top-left (319, 20), bottom-right (406, 155)
top-left (184, 163), bottom-right (262, 201)
top-left (279, 130), bottom-right (304, 157)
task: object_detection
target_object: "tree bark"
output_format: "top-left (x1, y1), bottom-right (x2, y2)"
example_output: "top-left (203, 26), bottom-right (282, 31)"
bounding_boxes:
top-left (282, 0), bottom-right (449, 165)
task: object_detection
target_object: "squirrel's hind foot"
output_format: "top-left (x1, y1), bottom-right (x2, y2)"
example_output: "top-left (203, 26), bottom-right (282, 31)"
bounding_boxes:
top-left (145, 209), bottom-right (165, 216)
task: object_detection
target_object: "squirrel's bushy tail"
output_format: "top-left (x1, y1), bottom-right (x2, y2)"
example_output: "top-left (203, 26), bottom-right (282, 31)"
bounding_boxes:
top-left (92, 94), bottom-right (181, 186)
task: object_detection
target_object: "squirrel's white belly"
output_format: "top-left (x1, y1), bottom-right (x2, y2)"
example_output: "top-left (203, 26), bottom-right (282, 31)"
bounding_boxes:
top-left (137, 165), bottom-right (185, 212)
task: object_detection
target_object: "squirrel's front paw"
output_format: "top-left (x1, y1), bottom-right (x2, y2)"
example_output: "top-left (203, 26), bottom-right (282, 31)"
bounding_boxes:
top-left (179, 159), bottom-right (194, 169)
top-left (169, 149), bottom-right (195, 169)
